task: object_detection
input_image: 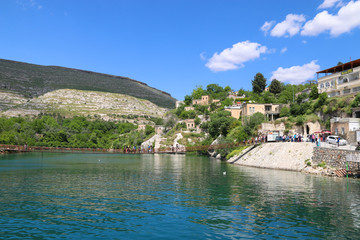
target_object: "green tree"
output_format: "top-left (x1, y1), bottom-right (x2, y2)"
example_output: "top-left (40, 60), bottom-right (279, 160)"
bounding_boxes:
top-left (222, 98), bottom-right (233, 107)
top-left (280, 106), bottom-right (290, 117)
top-left (227, 125), bottom-right (248, 143)
top-left (252, 73), bottom-right (267, 94)
top-left (309, 85), bottom-right (319, 99)
top-left (145, 125), bottom-right (154, 135)
top-left (208, 111), bottom-right (235, 138)
top-left (194, 117), bottom-right (201, 126)
top-left (314, 92), bottom-right (328, 110)
top-left (224, 86), bottom-right (231, 92)
top-left (263, 91), bottom-right (276, 104)
top-left (191, 85), bottom-right (206, 99)
top-left (296, 93), bottom-right (308, 104)
top-left (237, 88), bottom-right (248, 96)
top-left (184, 95), bottom-right (192, 106)
top-left (243, 112), bottom-right (265, 136)
top-left (269, 79), bottom-right (282, 94)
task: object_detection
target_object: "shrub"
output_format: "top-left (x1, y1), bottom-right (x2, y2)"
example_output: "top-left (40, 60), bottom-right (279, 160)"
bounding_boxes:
top-left (318, 161), bottom-right (326, 168)
top-left (226, 146), bottom-right (249, 160)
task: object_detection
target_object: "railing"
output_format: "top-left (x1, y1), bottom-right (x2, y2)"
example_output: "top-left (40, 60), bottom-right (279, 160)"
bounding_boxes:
top-left (0, 142), bottom-right (255, 154)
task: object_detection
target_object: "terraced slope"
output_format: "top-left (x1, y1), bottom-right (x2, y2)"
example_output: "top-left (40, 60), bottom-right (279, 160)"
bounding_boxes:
top-left (0, 89), bottom-right (168, 121)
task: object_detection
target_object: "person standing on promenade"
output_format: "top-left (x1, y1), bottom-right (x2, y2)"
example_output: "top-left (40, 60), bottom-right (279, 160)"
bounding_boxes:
top-left (337, 137), bottom-right (340, 147)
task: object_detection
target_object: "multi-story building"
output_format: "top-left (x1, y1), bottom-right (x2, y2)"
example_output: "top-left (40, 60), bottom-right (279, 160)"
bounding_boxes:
top-left (317, 59), bottom-right (360, 97)
top-left (240, 103), bottom-right (286, 121)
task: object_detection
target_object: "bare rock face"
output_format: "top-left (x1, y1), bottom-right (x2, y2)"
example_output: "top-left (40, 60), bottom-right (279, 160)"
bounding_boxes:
top-left (0, 89), bottom-right (168, 120)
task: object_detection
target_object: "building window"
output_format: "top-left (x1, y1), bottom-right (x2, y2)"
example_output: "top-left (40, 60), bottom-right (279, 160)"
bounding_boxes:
top-left (343, 89), bottom-right (351, 94)
top-left (335, 128), bottom-right (338, 135)
top-left (353, 86), bottom-right (360, 93)
top-left (341, 128), bottom-right (345, 135)
top-left (325, 82), bottom-right (330, 88)
top-left (265, 105), bottom-right (271, 111)
top-left (320, 83), bottom-right (324, 89)
top-left (329, 92), bottom-right (337, 97)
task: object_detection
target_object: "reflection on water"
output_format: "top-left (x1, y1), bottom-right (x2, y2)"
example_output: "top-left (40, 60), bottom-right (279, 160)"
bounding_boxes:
top-left (0, 152), bottom-right (359, 239)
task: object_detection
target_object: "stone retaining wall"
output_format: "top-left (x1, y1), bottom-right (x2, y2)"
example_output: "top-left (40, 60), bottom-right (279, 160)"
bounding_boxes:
top-left (312, 147), bottom-right (360, 170)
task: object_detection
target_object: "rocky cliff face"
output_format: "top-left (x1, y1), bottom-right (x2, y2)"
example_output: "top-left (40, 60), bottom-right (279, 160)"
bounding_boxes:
top-left (0, 89), bottom-right (168, 121)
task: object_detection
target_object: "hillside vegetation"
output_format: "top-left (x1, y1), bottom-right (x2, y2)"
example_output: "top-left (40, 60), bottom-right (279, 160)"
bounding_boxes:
top-left (0, 59), bottom-right (176, 109)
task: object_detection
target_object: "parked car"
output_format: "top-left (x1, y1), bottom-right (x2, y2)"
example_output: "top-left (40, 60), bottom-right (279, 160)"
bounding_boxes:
top-left (326, 135), bottom-right (347, 145)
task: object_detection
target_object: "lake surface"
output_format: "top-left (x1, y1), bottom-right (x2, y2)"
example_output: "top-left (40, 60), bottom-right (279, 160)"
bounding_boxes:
top-left (0, 152), bottom-right (359, 239)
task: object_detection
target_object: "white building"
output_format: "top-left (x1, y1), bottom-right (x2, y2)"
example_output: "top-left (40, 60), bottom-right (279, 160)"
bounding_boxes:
top-left (317, 59), bottom-right (360, 97)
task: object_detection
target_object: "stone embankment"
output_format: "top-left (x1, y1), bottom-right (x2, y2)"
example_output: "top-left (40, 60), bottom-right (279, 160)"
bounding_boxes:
top-left (227, 142), bottom-right (314, 171)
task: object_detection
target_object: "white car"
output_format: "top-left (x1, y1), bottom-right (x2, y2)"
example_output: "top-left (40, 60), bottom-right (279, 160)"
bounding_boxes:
top-left (326, 135), bottom-right (347, 145)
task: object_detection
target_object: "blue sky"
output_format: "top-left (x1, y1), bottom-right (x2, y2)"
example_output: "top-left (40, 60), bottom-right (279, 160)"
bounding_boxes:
top-left (1, 0), bottom-right (360, 100)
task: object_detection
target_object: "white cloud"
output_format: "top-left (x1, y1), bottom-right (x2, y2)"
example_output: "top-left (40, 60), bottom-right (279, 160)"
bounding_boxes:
top-left (301, 1), bottom-right (360, 37)
top-left (302, 40), bottom-right (308, 44)
top-left (281, 47), bottom-right (288, 54)
top-left (205, 41), bottom-right (268, 72)
top-left (200, 52), bottom-right (206, 61)
top-left (260, 21), bottom-right (275, 35)
top-left (271, 60), bottom-right (320, 84)
top-left (270, 14), bottom-right (306, 37)
top-left (318, 0), bottom-right (343, 9)
top-left (16, 0), bottom-right (43, 10)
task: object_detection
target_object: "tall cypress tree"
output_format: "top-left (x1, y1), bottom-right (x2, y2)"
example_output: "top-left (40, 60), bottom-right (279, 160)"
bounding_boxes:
top-left (269, 79), bottom-right (282, 94)
top-left (252, 73), bottom-right (267, 94)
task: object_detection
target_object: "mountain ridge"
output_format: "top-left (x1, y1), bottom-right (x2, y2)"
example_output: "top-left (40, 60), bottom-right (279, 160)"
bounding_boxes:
top-left (0, 58), bottom-right (176, 109)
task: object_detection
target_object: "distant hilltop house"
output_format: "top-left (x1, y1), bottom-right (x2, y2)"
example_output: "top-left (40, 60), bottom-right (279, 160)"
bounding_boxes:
top-left (317, 58), bottom-right (360, 97)
top-left (227, 91), bottom-right (239, 100)
top-left (175, 101), bottom-right (184, 108)
top-left (192, 95), bottom-right (210, 105)
top-left (184, 119), bottom-right (202, 133)
top-left (295, 88), bottom-right (312, 98)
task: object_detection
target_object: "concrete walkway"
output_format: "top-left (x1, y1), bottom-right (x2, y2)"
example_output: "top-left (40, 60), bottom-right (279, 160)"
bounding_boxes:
top-left (227, 142), bottom-right (314, 171)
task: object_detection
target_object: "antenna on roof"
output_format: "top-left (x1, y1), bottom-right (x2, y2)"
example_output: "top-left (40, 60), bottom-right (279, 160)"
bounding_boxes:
top-left (350, 57), bottom-right (352, 62)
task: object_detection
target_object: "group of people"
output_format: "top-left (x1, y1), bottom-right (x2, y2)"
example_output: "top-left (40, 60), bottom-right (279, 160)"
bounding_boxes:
top-left (243, 136), bottom-right (267, 145)
top-left (123, 145), bottom-right (153, 153)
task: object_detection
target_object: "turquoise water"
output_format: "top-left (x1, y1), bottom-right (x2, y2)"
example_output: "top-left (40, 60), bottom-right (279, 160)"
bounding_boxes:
top-left (0, 152), bottom-right (359, 239)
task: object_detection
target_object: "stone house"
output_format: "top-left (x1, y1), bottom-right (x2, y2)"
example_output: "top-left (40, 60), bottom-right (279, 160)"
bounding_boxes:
top-left (185, 119), bottom-right (196, 130)
top-left (224, 105), bottom-right (242, 119)
top-left (184, 106), bottom-right (195, 111)
top-left (192, 95), bottom-right (210, 105)
top-left (330, 117), bottom-right (360, 143)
